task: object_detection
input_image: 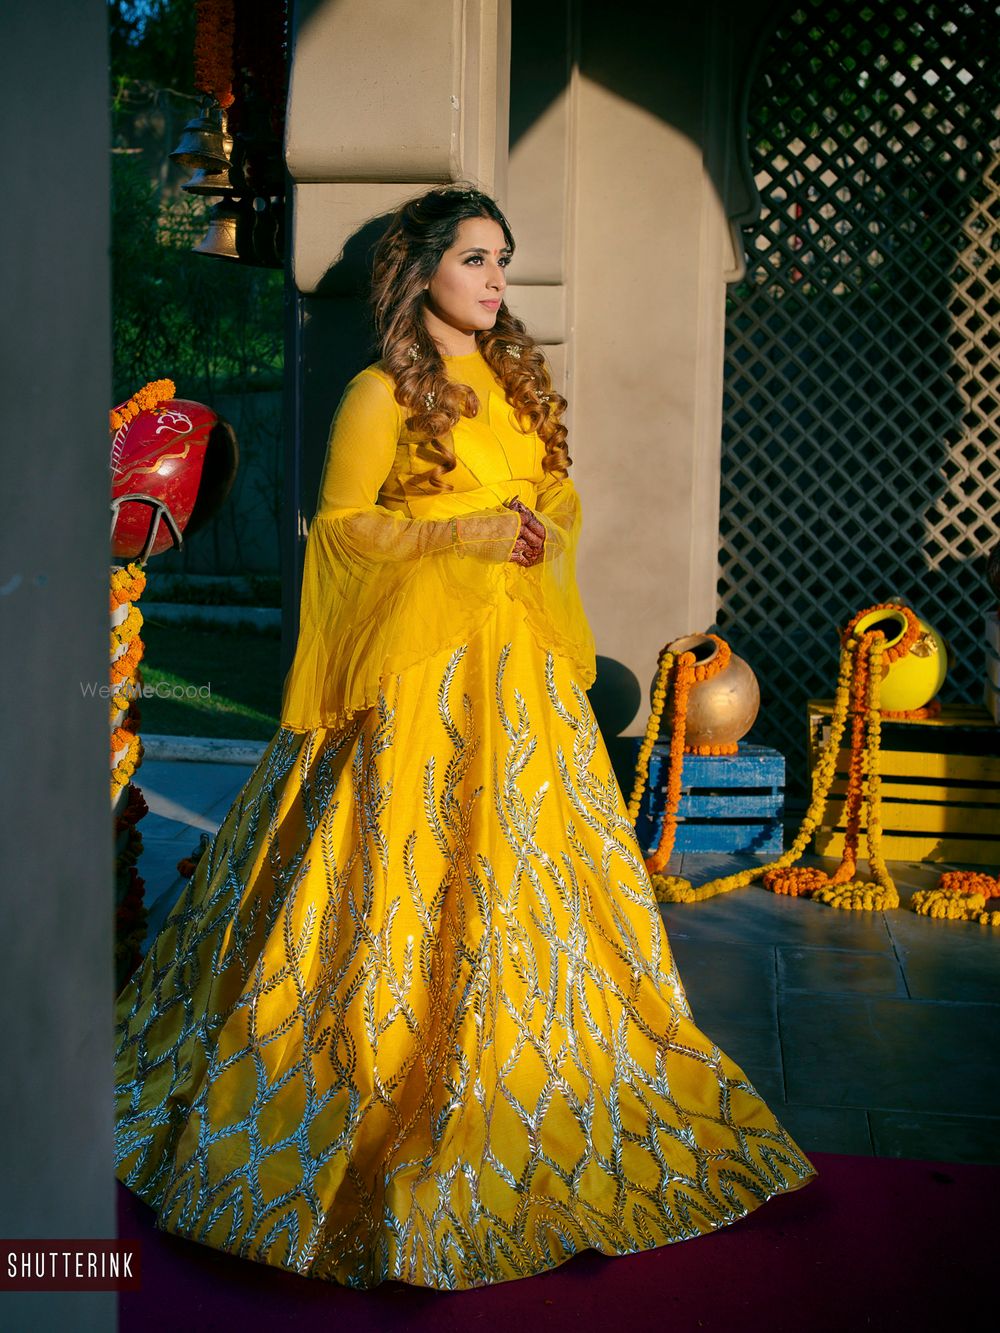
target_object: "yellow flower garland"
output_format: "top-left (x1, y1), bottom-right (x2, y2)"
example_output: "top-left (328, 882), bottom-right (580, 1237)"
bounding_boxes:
top-left (110, 562), bottom-right (147, 605)
top-left (912, 871), bottom-right (1000, 927)
top-left (634, 616), bottom-right (915, 912)
top-left (810, 634), bottom-right (899, 912)
top-left (111, 732), bottom-right (143, 795)
top-left (111, 602), bottom-right (144, 653)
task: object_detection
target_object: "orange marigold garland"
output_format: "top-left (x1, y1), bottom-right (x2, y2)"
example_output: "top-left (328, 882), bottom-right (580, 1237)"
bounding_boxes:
top-left (110, 559), bottom-right (149, 988)
top-left (809, 631), bottom-right (900, 912)
top-left (633, 605), bottom-right (925, 911)
top-left (110, 562), bottom-right (146, 609)
top-left (626, 635), bottom-right (765, 904)
top-left (109, 379), bottom-right (176, 434)
top-left (195, 0), bottom-right (236, 109)
top-left (843, 602), bottom-right (920, 662)
top-left (880, 699), bottom-right (942, 721)
top-left (644, 651), bottom-right (695, 876)
top-left (912, 870), bottom-right (1000, 927)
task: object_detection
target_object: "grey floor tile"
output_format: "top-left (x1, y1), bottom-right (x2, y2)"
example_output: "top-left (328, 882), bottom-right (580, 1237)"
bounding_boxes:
top-left (889, 862), bottom-right (958, 893)
top-left (142, 878), bottom-right (188, 949)
top-left (738, 1065), bottom-right (786, 1108)
top-left (887, 902), bottom-right (1000, 951)
top-left (885, 908), bottom-right (1000, 1004)
top-left (896, 949), bottom-right (1000, 1006)
top-left (869, 1109), bottom-right (1000, 1166)
top-left (668, 936), bottom-right (776, 1017)
top-left (772, 1104), bottom-right (874, 1156)
top-left (698, 1018), bottom-right (784, 1083)
top-left (661, 887), bottom-right (895, 952)
top-left (667, 936), bottom-right (783, 1089)
top-left (137, 836), bottom-right (198, 904)
top-left (136, 759), bottom-right (256, 830)
top-left (777, 946), bottom-right (908, 997)
top-left (780, 994), bottom-right (1000, 1115)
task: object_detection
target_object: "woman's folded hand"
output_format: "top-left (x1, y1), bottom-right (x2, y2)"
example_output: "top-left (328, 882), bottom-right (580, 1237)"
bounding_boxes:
top-left (504, 497), bottom-right (547, 566)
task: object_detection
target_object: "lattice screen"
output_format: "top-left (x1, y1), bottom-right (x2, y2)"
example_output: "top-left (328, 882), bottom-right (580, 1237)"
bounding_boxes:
top-left (717, 0), bottom-right (1000, 798)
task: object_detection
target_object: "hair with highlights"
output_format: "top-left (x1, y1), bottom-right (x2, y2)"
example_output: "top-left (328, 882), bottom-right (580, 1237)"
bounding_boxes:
top-left (369, 185), bottom-right (570, 490)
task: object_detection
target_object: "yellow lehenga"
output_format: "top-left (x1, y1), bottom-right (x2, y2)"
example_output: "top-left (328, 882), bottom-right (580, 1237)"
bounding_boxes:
top-left (114, 350), bottom-right (815, 1290)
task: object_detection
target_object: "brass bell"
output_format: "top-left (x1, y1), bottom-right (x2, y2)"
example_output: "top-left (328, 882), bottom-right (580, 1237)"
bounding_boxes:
top-left (193, 196), bottom-right (241, 260)
top-left (170, 101), bottom-right (233, 173)
top-left (180, 165), bottom-right (233, 196)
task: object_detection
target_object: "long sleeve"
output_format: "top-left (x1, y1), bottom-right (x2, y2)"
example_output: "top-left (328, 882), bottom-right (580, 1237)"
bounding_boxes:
top-left (280, 371), bottom-right (522, 731)
top-left (506, 469), bottom-right (597, 688)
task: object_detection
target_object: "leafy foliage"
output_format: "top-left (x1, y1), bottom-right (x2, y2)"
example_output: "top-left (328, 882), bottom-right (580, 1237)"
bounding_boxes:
top-left (111, 151), bottom-right (283, 403)
top-left (109, 0), bottom-right (195, 93)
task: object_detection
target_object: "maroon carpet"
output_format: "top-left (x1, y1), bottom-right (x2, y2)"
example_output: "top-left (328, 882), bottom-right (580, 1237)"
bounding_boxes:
top-left (117, 1154), bottom-right (991, 1331)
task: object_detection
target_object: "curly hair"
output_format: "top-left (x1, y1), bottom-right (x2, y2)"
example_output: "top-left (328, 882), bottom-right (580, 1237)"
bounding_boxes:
top-left (369, 185), bottom-right (571, 491)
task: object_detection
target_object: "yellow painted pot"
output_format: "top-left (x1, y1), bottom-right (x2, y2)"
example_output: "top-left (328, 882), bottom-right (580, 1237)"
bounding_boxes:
top-left (852, 607), bottom-right (947, 711)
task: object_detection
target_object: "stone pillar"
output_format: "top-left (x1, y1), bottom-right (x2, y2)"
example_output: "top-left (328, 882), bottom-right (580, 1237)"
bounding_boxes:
top-left (0, 1), bottom-right (115, 1328)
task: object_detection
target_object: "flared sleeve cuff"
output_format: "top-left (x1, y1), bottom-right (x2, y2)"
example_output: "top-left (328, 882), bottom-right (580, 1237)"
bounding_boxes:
top-left (508, 474), bottom-right (597, 687)
top-left (279, 503), bottom-right (522, 731)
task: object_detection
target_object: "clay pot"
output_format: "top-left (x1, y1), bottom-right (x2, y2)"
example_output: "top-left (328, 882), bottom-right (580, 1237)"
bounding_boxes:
top-left (851, 607), bottom-right (947, 711)
top-left (653, 633), bottom-right (760, 748)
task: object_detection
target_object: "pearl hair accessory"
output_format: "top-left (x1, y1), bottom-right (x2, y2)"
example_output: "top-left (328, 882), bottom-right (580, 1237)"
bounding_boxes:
top-left (506, 344), bottom-right (522, 360)
top-left (407, 344), bottom-right (420, 361)
top-left (423, 392), bottom-right (436, 409)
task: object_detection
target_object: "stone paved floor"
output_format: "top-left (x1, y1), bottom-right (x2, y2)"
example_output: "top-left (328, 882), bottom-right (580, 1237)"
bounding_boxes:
top-left (133, 758), bottom-right (1000, 1167)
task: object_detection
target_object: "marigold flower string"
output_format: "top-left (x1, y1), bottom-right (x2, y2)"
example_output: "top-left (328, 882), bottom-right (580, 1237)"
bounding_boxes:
top-left (194, 0), bottom-right (236, 109)
top-left (630, 607), bottom-right (941, 913)
top-left (913, 870), bottom-right (1000, 926)
top-left (644, 651), bottom-right (695, 875)
top-left (109, 379), bottom-right (176, 434)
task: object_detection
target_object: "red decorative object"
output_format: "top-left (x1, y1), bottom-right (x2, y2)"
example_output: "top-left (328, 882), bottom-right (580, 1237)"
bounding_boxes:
top-left (110, 399), bottom-right (238, 561)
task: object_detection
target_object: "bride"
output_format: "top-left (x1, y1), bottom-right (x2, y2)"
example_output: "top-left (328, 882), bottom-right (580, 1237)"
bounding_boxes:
top-left (114, 184), bottom-right (815, 1291)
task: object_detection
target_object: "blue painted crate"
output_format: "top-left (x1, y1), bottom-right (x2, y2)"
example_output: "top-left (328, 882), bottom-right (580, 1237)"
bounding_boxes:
top-left (631, 741), bottom-right (785, 856)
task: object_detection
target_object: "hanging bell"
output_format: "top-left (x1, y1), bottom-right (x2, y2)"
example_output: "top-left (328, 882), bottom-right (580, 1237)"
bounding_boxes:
top-left (180, 165), bottom-right (234, 196)
top-left (193, 196), bottom-right (241, 260)
top-left (170, 101), bottom-right (233, 173)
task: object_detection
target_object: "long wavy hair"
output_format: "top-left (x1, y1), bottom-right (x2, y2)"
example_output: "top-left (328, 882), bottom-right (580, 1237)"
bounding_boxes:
top-left (370, 185), bottom-right (571, 491)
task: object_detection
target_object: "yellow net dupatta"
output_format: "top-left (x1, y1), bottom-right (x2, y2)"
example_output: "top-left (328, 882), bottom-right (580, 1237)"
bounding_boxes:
top-left (505, 472), bottom-right (596, 689)
top-left (279, 502), bottom-right (523, 732)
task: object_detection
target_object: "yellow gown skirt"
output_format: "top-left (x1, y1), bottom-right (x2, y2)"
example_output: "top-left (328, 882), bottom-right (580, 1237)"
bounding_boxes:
top-left (114, 589), bottom-right (815, 1290)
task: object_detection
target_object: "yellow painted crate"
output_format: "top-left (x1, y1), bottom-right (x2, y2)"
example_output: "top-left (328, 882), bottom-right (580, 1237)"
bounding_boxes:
top-left (807, 700), bottom-right (1000, 865)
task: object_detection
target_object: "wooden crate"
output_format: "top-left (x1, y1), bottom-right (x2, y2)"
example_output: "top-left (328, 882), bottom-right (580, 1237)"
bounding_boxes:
top-left (807, 699), bottom-right (1000, 865)
top-left (632, 741), bottom-right (784, 856)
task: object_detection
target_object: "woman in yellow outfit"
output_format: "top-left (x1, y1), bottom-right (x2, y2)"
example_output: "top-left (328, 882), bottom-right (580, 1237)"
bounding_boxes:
top-left (114, 186), bottom-right (815, 1291)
